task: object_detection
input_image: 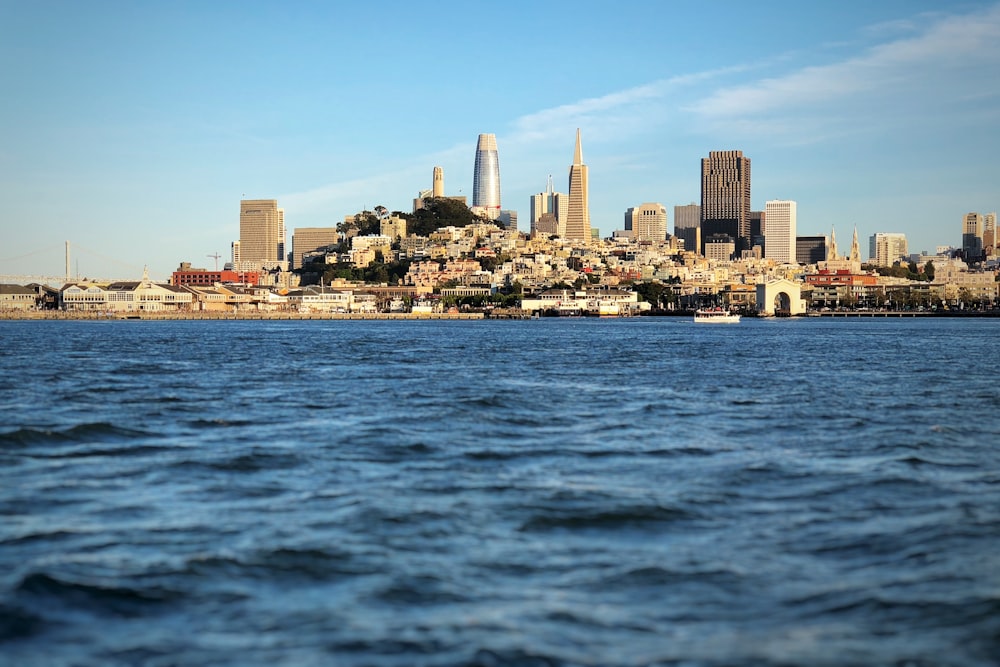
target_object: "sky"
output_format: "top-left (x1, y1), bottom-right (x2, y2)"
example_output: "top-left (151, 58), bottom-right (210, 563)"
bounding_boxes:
top-left (1, 0), bottom-right (999, 281)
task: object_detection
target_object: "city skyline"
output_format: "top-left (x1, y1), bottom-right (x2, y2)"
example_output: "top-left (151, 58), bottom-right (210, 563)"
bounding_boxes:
top-left (2, 1), bottom-right (999, 280)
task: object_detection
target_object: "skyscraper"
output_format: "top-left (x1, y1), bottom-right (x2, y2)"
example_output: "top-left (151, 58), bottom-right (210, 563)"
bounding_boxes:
top-left (673, 203), bottom-right (700, 253)
top-left (530, 175), bottom-right (567, 237)
top-left (472, 133), bottom-right (501, 220)
top-left (963, 212), bottom-right (984, 260)
top-left (565, 129), bottom-right (590, 243)
top-left (984, 212), bottom-right (997, 255)
top-left (700, 150), bottom-right (751, 256)
top-left (764, 200), bottom-right (796, 263)
top-left (239, 199), bottom-right (285, 264)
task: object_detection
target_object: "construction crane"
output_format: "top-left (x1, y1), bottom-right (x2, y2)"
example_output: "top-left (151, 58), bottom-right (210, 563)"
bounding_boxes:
top-left (207, 253), bottom-right (221, 270)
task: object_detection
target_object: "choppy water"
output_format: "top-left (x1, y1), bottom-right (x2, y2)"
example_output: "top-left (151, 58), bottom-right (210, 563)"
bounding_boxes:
top-left (1, 317), bottom-right (998, 666)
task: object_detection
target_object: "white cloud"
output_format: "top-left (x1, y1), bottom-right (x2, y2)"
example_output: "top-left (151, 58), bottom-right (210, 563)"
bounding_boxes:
top-left (687, 4), bottom-right (1000, 121)
top-left (506, 66), bottom-right (749, 146)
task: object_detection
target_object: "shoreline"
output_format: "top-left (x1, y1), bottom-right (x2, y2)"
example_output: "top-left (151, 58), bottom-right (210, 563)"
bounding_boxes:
top-left (2, 310), bottom-right (999, 321)
top-left (0, 311), bottom-right (485, 321)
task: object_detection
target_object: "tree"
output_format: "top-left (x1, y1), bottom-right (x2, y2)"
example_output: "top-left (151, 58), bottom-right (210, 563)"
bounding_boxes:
top-left (924, 261), bottom-right (935, 281)
top-left (408, 197), bottom-right (488, 237)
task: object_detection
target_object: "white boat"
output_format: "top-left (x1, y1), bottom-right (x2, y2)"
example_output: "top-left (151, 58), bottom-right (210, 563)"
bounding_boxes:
top-left (694, 308), bottom-right (741, 323)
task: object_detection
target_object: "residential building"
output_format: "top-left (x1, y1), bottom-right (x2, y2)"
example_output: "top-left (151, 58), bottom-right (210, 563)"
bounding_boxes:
top-left (868, 232), bottom-right (908, 267)
top-left (704, 234), bottom-right (736, 261)
top-left (565, 129), bottom-right (591, 243)
top-left (380, 216), bottom-right (407, 241)
top-left (764, 200), bottom-right (796, 263)
top-left (472, 133), bottom-right (501, 220)
top-left (701, 150), bottom-right (751, 256)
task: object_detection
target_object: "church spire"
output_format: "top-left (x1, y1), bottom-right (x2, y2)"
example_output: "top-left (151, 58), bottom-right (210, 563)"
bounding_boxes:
top-left (849, 226), bottom-right (861, 263)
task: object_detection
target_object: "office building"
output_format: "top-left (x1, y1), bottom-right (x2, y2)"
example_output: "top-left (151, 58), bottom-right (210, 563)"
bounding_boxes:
top-left (674, 203), bottom-right (700, 253)
top-left (565, 129), bottom-right (590, 243)
top-left (292, 227), bottom-right (338, 270)
top-left (498, 210), bottom-right (518, 233)
top-left (530, 176), bottom-right (568, 237)
top-left (984, 212), bottom-right (997, 255)
top-left (625, 203), bottom-right (668, 243)
top-left (796, 236), bottom-right (826, 265)
top-left (472, 133), bottom-right (501, 220)
top-left (704, 234), bottom-right (735, 261)
top-left (239, 199), bottom-right (285, 264)
top-left (764, 200), bottom-right (796, 263)
top-left (868, 232), bottom-right (908, 267)
top-left (700, 150), bottom-right (751, 256)
top-left (750, 210), bottom-right (766, 256)
top-left (963, 212), bottom-right (985, 261)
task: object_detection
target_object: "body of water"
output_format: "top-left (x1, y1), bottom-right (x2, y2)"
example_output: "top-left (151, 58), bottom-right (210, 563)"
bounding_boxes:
top-left (1, 318), bottom-right (998, 666)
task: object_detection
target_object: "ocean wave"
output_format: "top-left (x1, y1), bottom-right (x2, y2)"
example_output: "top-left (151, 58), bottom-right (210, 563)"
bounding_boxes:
top-left (519, 502), bottom-right (697, 532)
top-left (0, 423), bottom-right (153, 448)
top-left (14, 572), bottom-right (181, 618)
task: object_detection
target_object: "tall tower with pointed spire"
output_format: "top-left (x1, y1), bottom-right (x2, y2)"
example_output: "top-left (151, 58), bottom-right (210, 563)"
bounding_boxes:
top-left (565, 129), bottom-right (590, 242)
top-left (472, 133), bottom-right (501, 220)
top-left (849, 226), bottom-right (861, 263)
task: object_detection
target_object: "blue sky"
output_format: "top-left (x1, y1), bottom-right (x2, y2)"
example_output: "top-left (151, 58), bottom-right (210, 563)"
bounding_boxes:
top-left (2, 0), bottom-right (998, 280)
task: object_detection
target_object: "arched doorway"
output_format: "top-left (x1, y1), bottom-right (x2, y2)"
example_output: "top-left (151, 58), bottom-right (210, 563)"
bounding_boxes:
top-left (773, 291), bottom-right (791, 316)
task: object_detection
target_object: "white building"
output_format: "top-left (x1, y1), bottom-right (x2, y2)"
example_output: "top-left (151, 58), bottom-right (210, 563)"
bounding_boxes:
top-left (625, 203), bottom-right (668, 243)
top-left (764, 200), bottom-right (797, 264)
top-left (869, 232), bottom-right (909, 267)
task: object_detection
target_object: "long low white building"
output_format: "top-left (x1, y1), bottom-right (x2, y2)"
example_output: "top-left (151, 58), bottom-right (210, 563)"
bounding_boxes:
top-left (520, 288), bottom-right (643, 315)
top-left (61, 270), bottom-right (192, 312)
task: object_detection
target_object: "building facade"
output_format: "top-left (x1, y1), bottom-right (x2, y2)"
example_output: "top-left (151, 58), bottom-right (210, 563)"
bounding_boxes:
top-left (868, 232), bottom-right (908, 267)
top-left (700, 150), bottom-right (751, 256)
top-left (565, 129), bottom-right (591, 243)
top-left (764, 200), bottom-right (796, 263)
top-left (963, 212), bottom-right (984, 260)
top-left (984, 212), bottom-right (997, 256)
top-left (292, 227), bottom-right (338, 270)
top-left (530, 176), bottom-right (568, 237)
top-left (673, 203), bottom-right (700, 253)
top-left (472, 133), bottom-right (501, 220)
top-left (796, 236), bottom-right (827, 265)
top-left (239, 199), bottom-right (285, 264)
top-left (625, 203), bottom-right (668, 243)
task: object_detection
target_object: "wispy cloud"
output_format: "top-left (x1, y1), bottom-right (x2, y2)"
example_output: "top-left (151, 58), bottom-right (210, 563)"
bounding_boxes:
top-left (506, 65), bottom-right (750, 146)
top-left (687, 4), bottom-right (1000, 123)
top-left (279, 143), bottom-right (472, 215)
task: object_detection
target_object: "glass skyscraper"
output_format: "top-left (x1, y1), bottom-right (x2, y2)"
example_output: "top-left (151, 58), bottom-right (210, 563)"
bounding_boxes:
top-left (472, 133), bottom-right (501, 220)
